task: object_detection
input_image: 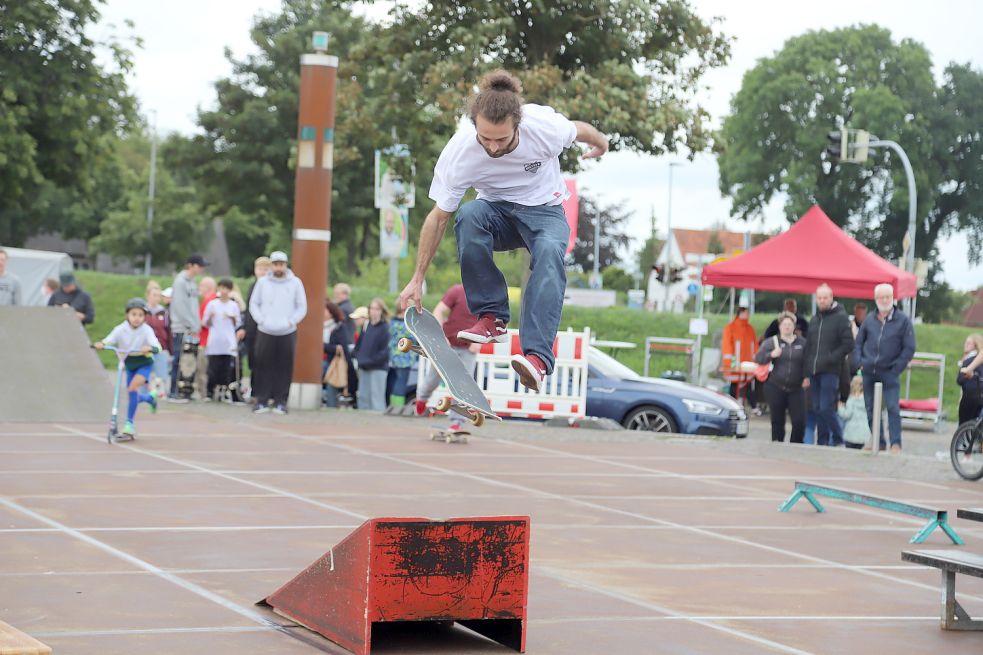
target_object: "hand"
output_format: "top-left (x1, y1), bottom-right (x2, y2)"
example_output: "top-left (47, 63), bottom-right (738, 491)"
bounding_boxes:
top-left (802, 378), bottom-right (811, 389)
top-left (141, 345), bottom-right (152, 354)
top-left (961, 367), bottom-right (973, 379)
top-left (93, 341), bottom-right (104, 350)
top-left (582, 137), bottom-right (609, 160)
top-left (75, 311), bottom-right (86, 321)
top-left (771, 347), bottom-right (781, 359)
top-left (236, 329), bottom-right (246, 341)
top-left (399, 278), bottom-right (424, 312)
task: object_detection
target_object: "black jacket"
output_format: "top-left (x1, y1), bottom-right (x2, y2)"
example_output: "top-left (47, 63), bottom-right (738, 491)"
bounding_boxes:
top-left (853, 307), bottom-right (916, 378)
top-left (761, 314), bottom-right (809, 341)
top-left (352, 321), bottom-right (390, 370)
top-left (754, 335), bottom-right (807, 392)
top-left (48, 286), bottom-right (95, 324)
top-left (324, 323), bottom-right (354, 365)
top-left (804, 303), bottom-right (854, 376)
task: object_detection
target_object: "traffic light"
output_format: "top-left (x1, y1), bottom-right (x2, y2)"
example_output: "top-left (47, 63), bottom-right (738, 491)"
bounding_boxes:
top-left (825, 130), bottom-right (845, 162)
top-left (669, 266), bottom-right (684, 283)
top-left (652, 265), bottom-right (665, 283)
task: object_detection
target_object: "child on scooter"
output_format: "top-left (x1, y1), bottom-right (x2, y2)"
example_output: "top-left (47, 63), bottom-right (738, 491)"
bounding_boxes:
top-left (94, 298), bottom-right (163, 438)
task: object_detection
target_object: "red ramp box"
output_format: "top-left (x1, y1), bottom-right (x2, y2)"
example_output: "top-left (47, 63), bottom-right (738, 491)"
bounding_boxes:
top-left (259, 516), bottom-right (530, 654)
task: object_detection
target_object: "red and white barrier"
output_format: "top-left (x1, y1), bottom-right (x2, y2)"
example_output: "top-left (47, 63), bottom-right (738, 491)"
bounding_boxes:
top-left (420, 327), bottom-right (590, 420)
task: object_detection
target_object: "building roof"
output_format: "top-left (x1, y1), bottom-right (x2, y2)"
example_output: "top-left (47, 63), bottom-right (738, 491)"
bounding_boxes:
top-left (671, 228), bottom-right (756, 260)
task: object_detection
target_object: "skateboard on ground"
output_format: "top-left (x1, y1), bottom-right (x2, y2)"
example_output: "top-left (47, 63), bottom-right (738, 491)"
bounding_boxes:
top-left (400, 306), bottom-right (500, 427)
top-left (430, 425), bottom-right (470, 444)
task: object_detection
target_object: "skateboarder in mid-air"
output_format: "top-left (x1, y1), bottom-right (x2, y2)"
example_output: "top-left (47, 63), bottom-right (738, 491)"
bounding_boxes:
top-left (398, 70), bottom-right (608, 392)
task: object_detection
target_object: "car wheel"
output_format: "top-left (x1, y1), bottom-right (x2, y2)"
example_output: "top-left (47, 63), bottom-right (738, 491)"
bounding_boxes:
top-left (623, 405), bottom-right (677, 433)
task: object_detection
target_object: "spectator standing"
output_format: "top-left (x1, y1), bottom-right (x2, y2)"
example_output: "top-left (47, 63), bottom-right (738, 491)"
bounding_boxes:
top-left (322, 300), bottom-right (354, 408)
top-left (243, 256), bottom-right (272, 400)
top-left (168, 253), bottom-right (207, 400)
top-left (414, 283), bottom-right (480, 431)
top-left (202, 278), bottom-right (243, 401)
top-left (754, 312), bottom-right (806, 443)
top-left (957, 334), bottom-right (983, 424)
top-left (41, 277), bottom-right (58, 306)
top-left (839, 376), bottom-right (871, 450)
top-left (854, 283), bottom-right (916, 453)
top-left (333, 283), bottom-right (356, 335)
top-left (195, 276), bottom-right (217, 399)
top-left (386, 306), bottom-right (418, 409)
top-left (48, 272), bottom-right (94, 324)
top-left (762, 298), bottom-right (809, 340)
top-left (722, 303), bottom-right (759, 413)
top-left (852, 303), bottom-right (868, 338)
top-left (144, 281), bottom-right (171, 393)
top-left (803, 284), bottom-right (854, 447)
top-left (249, 251), bottom-right (307, 414)
top-left (0, 248), bottom-right (22, 306)
top-left (352, 298), bottom-right (391, 411)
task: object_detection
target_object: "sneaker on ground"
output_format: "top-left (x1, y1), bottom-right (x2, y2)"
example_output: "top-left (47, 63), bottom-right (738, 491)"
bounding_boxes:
top-left (273, 404), bottom-right (288, 415)
top-left (448, 422), bottom-right (464, 433)
top-left (122, 421), bottom-right (135, 436)
top-left (511, 352), bottom-right (547, 393)
top-left (253, 404), bottom-right (271, 414)
top-left (457, 314), bottom-right (508, 344)
top-left (167, 395), bottom-right (190, 404)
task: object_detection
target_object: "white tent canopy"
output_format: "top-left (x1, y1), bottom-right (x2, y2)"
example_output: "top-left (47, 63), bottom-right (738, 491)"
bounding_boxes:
top-left (3, 246), bottom-right (73, 306)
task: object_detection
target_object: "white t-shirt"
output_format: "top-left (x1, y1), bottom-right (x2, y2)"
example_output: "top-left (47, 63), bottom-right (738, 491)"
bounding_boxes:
top-left (202, 297), bottom-right (242, 356)
top-left (429, 104), bottom-right (577, 212)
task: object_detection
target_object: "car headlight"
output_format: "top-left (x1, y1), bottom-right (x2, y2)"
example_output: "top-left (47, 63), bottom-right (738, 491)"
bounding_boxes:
top-left (682, 399), bottom-right (723, 415)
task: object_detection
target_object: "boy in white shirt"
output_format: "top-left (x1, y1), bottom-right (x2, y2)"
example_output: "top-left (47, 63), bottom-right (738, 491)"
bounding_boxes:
top-left (398, 69), bottom-right (608, 392)
top-left (202, 278), bottom-right (243, 400)
top-left (94, 298), bottom-right (163, 437)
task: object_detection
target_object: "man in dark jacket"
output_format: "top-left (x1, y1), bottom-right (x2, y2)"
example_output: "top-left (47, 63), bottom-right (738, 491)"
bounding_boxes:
top-left (803, 284), bottom-right (854, 447)
top-left (854, 283), bottom-right (916, 453)
top-left (47, 272), bottom-right (94, 324)
top-left (762, 298), bottom-right (809, 340)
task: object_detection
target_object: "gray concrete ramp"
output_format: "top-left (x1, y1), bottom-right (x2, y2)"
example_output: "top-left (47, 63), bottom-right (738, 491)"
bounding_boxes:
top-left (0, 307), bottom-right (112, 422)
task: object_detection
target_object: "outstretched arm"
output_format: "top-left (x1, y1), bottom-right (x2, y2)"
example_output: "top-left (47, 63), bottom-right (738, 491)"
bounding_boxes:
top-left (398, 206), bottom-right (453, 311)
top-left (573, 121), bottom-right (608, 159)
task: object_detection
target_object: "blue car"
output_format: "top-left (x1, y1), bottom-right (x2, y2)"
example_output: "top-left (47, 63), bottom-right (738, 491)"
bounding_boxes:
top-left (585, 347), bottom-right (748, 436)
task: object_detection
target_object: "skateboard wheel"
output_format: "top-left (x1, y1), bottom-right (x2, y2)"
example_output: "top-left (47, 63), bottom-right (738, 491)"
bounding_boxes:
top-left (435, 396), bottom-right (452, 412)
top-left (470, 412), bottom-right (485, 428)
top-left (397, 337), bottom-right (413, 353)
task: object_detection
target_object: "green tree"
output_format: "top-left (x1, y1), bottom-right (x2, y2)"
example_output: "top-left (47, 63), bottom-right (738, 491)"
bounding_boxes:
top-left (0, 0), bottom-right (137, 244)
top-left (602, 265), bottom-right (635, 292)
top-left (718, 25), bottom-right (982, 269)
top-left (568, 195), bottom-right (634, 273)
top-left (637, 234), bottom-right (664, 276)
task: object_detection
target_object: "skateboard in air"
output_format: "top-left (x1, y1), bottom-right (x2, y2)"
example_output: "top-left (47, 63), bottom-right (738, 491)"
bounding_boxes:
top-left (430, 425), bottom-right (470, 444)
top-left (399, 306), bottom-right (500, 427)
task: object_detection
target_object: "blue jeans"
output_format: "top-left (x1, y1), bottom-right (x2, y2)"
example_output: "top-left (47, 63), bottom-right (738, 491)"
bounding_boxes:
top-left (357, 368), bottom-right (388, 412)
top-left (810, 373), bottom-right (843, 446)
top-left (803, 409), bottom-right (816, 445)
top-left (862, 371), bottom-right (902, 448)
top-left (454, 199), bottom-right (569, 374)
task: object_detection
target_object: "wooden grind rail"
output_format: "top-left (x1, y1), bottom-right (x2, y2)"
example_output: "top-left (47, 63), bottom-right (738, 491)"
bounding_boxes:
top-left (0, 620), bottom-right (51, 655)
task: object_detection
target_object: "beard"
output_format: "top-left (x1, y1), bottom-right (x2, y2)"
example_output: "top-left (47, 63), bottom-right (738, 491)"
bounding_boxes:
top-left (876, 300), bottom-right (893, 313)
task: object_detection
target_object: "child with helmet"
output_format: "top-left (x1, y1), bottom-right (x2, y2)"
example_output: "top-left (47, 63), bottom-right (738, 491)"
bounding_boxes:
top-left (94, 297), bottom-right (163, 438)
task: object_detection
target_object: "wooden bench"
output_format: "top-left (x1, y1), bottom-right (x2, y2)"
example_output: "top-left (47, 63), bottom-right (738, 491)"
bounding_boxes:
top-left (0, 620), bottom-right (51, 655)
top-left (901, 549), bottom-right (983, 630)
top-left (778, 480), bottom-right (964, 545)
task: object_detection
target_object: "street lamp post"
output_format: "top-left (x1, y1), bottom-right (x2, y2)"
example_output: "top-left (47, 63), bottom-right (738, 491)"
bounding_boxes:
top-left (144, 111), bottom-right (157, 276)
top-left (663, 162), bottom-right (680, 311)
top-left (868, 138), bottom-right (917, 315)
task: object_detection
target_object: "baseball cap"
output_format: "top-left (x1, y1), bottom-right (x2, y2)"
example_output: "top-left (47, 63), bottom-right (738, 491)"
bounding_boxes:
top-left (162, 287), bottom-right (173, 299)
top-left (186, 253), bottom-right (209, 266)
top-left (349, 306), bottom-right (369, 320)
top-left (270, 251), bottom-right (289, 263)
top-left (59, 272), bottom-right (76, 286)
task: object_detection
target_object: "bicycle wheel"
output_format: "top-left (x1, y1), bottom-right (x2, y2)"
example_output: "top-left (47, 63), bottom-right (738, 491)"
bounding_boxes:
top-left (950, 421), bottom-right (983, 481)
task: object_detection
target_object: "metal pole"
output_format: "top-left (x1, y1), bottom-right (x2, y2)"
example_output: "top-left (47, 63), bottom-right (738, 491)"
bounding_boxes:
top-left (389, 257), bottom-right (398, 293)
top-left (289, 34), bottom-right (338, 409)
top-left (694, 262), bottom-right (705, 382)
top-left (871, 381), bottom-right (883, 456)
top-left (144, 111), bottom-right (157, 276)
top-left (869, 139), bottom-right (916, 318)
top-left (592, 206), bottom-right (601, 285)
top-left (664, 163), bottom-right (679, 311)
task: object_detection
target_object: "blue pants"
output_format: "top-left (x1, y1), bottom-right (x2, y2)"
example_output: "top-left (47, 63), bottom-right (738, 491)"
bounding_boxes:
top-left (125, 364), bottom-right (154, 423)
top-left (357, 368), bottom-right (388, 412)
top-left (386, 367), bottom-right (411, 405)
top-left (454, 199), bottom-right (569, 374)
top-left (862, 372), bottom-right (902, 448)
top-left (810, 373), bottom-right (843, 447)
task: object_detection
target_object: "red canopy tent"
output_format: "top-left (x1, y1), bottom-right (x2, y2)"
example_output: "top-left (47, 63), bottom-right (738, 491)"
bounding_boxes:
top-left (701, 205), bottom-right (917, 299)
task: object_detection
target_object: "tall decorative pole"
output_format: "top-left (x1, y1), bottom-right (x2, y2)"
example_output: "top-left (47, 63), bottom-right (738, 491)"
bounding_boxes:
top-left (289, 31), bottom-right (338, 409)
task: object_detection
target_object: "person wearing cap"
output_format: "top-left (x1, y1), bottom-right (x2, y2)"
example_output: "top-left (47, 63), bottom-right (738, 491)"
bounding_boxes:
top-left (0, 248), bottom-right (23, 306)
top-left (249, 250), bottom-right (307, 414)
top-left (47, 271), bottom-right (94, 324)
top-left (168, 253), bottom-right (208, 400)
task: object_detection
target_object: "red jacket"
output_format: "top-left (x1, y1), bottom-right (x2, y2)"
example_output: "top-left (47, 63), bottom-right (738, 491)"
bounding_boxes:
top-left (145, 306), bottom-right (171, 353)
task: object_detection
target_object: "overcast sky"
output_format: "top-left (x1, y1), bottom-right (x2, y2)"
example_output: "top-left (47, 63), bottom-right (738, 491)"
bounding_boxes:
top-left (97, 0), bottom-right (983, 289)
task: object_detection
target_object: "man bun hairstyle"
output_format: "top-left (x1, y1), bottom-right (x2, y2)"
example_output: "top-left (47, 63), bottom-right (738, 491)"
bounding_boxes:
top-left (468, 69), bottom-right (524, 126)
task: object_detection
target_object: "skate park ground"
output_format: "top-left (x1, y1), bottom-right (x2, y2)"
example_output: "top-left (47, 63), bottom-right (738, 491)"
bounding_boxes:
top-left (2, 403), bottom-right (983, 655)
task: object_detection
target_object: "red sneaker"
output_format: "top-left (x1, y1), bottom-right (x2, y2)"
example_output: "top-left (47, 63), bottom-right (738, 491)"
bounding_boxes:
top-left (457, 314), bottom-right (508, 344)
top-left (511, 352), bottom-right (547, 393)
top-left (414, 399), bottom-right (428, 416)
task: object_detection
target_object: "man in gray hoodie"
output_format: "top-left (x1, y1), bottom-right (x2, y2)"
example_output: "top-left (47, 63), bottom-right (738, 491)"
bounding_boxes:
top-left (249, 250), bottom-right (307, 414)
top-left (168, 253), bottom-right (207, 400)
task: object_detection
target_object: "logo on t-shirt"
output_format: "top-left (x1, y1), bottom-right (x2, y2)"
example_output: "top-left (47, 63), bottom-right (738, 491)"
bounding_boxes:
top-left (523, 161), bottom-right (542, 174)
